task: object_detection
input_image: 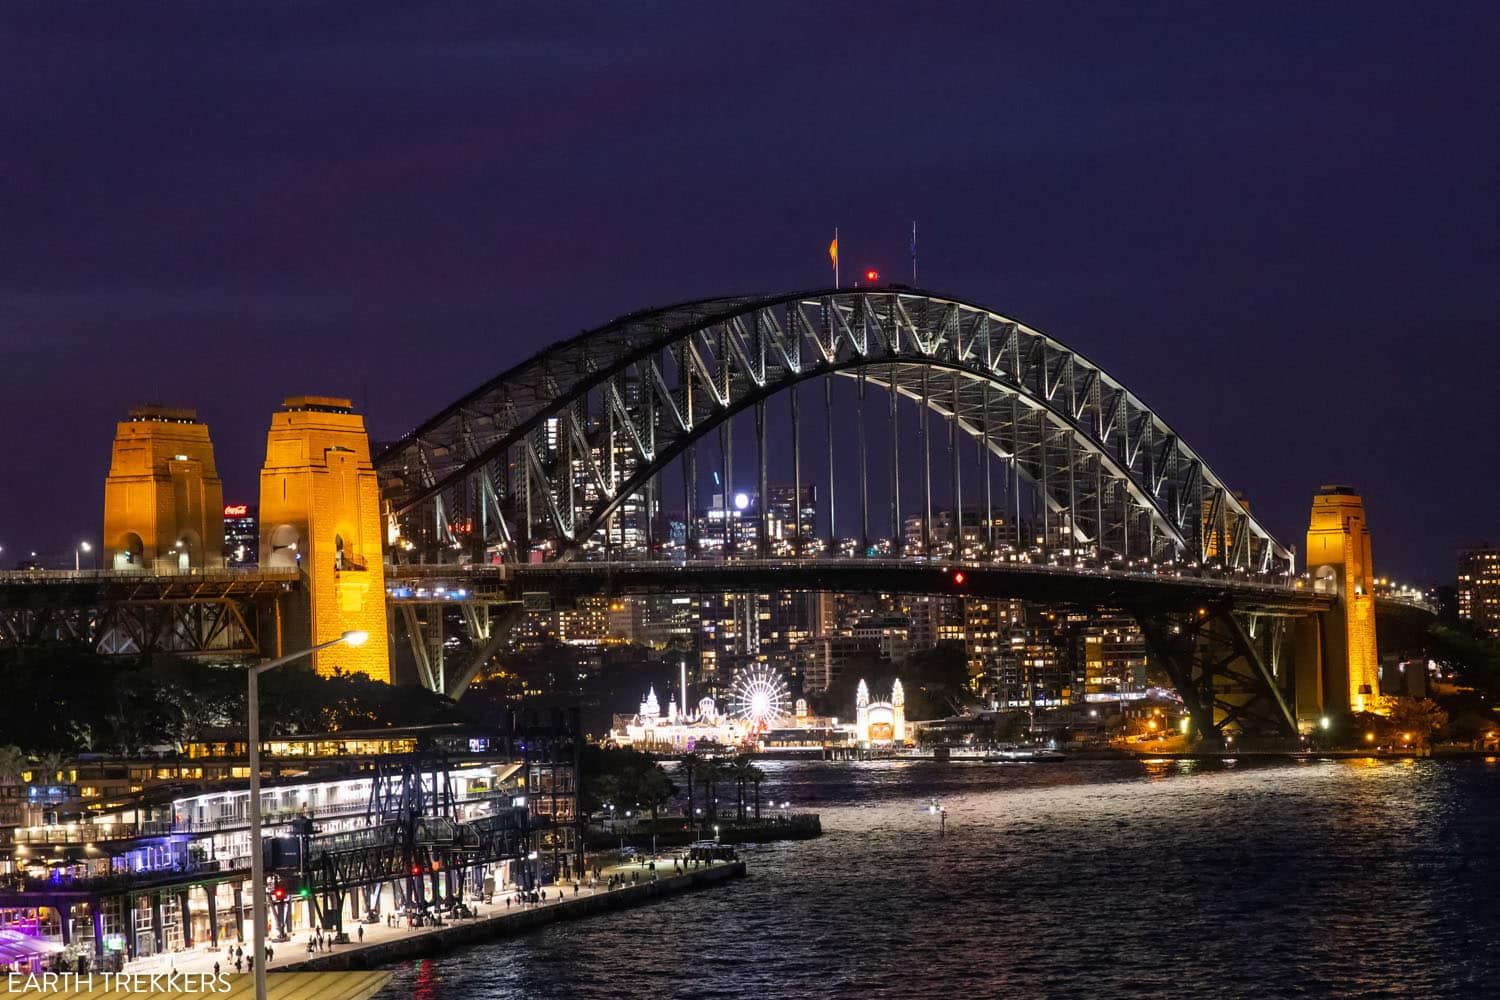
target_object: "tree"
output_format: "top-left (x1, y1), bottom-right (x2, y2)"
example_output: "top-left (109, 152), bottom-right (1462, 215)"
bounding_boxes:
top-left (1385, 697), bottom-right (1449, 748)
top-left (634, 767), bottom-right (675, 828)
top-left (37, 751), bottom-right (65, 784)
top-left (729, 756), bottom-right (753, 820)
top-left (0, 746), bottom-right (24, 789)
top-left (703, 759), bottom-right (726, 821)
top-left (747, 761), bottom-right (766, 819)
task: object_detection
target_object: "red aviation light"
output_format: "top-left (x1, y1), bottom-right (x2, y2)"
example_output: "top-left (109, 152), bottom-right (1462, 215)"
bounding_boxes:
top-left (953, 571), bottom-right (966, 586)
top-left (865, 269), bottom-right (880, 283)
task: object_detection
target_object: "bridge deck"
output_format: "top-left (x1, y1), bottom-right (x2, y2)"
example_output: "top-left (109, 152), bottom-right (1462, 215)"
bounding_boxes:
top-left (387, 558), bottom-right (1334, 614)
top-left (0, 568), bottom-right (300, 607)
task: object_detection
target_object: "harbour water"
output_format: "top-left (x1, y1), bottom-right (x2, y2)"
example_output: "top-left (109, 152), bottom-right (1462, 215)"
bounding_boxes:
top-left (382, 757), bottom-right (1500, 999)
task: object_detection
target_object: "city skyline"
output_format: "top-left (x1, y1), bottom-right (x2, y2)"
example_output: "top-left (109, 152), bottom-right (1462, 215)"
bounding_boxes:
top-left (3, 3), bottom-right (1496, 582)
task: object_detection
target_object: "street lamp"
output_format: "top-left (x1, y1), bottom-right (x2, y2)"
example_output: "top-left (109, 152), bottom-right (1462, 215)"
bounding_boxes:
top-left (248, 630), bottom-right (367, 1000)
top-left (74, 541), bottom-right (92, 572)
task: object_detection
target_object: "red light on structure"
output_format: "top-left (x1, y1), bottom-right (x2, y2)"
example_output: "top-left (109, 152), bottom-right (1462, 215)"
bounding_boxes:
top-left (865, 269), bottom-right (879, 283)
top-left (271, 884), bottom-right (287, 903)
top-left (223, 504), bottom-right (248, 517)
top-left (410, 865), bottom-right (421, 876)
top-left (953, 571), bottom-right (966, 585)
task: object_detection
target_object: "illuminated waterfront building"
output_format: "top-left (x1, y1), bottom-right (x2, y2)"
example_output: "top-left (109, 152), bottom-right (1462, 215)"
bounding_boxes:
top-left (102, 406), bottom-right (224, 572)
top-left (0, 725), bottom-right (569, 965)
top-left (854, 678), bottom-right (907, 745)
top-left (1458, 545), bottom-right (1500, 636)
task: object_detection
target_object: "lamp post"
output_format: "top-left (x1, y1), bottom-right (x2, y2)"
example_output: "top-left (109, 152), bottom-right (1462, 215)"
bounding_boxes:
top-left (249, 629), bottom-right (367, 1000)
top-left (75, 541), bottom-right (92, 572)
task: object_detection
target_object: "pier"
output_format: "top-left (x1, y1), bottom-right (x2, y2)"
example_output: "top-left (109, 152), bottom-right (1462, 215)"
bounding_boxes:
top-left (115, 859), bottom-right (745, 979)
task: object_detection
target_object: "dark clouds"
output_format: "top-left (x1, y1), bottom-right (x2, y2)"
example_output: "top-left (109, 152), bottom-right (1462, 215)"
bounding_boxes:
top-left (2, 1), bottom-right (1496, 579)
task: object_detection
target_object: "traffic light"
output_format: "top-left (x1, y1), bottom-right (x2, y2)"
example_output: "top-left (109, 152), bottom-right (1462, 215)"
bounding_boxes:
top-left (410, 865), bottom-right (421, 877)
top-left (271, 882), bottom-right (287, 903)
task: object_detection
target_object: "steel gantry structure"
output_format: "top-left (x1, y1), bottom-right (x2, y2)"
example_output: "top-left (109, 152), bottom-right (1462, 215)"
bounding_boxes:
top-left (377, 288), bottom-right (1292, 575)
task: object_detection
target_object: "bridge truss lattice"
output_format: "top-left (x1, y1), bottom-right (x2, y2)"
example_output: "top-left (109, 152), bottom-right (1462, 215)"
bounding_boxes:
top-left (378, 289), bottom-right (1292, 575)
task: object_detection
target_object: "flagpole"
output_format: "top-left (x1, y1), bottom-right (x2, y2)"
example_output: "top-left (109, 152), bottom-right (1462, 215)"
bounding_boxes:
top-left (911, 220), bottom-right (918, 285)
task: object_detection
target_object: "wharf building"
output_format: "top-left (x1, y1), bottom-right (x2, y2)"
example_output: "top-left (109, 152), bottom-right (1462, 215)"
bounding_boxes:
top-left (0, 725), bottom-right (578, 969)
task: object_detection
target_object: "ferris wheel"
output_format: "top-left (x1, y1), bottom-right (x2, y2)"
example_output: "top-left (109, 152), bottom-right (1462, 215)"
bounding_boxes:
top-left (728, 665), bottom-right (791, 730)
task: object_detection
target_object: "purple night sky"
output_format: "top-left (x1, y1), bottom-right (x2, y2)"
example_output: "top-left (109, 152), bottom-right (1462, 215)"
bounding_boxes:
top-left (2, 3), bottom-right (1495, 581)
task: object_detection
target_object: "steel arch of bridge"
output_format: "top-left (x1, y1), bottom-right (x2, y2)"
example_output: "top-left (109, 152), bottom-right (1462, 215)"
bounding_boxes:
top-left (377, 288), bottom-right (1291, 573)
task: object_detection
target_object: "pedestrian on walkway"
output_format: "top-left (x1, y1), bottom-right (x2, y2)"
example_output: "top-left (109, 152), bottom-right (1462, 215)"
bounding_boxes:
top-left (213, 962), bottom-right (220, 978)
top-left (357, 925), bottom-right (364, 942)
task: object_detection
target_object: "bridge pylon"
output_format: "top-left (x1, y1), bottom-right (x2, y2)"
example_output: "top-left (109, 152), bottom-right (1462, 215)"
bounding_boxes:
top-left (258, 396), bottom-right (391, 681)
top-left (102, 406), bottom-right (224, 572)
top-left (1302, 484), bottom-right (1382, 717)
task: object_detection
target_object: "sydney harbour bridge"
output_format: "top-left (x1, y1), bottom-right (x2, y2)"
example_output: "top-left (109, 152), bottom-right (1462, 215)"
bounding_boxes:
top-left (2, 287), bottom-right (1407, 745)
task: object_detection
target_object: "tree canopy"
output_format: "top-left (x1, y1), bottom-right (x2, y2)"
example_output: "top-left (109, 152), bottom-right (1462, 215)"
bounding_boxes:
top-left (0, 643), bottom-right (464, 755)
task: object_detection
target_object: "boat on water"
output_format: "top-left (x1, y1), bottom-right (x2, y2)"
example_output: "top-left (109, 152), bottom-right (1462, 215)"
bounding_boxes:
top-left (896, 746), bottom-right (1069, 763)
top-left (982, 748), bottom-right (1067, 763)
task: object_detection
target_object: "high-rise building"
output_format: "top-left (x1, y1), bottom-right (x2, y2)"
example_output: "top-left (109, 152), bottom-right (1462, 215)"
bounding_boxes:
top-left (222, 503), bottom-right (258, 566)
top-left (804, 635), bottom-right (881, 692)
top-left (1070, 613), bottom-right (1148, 701)
top-left (990, 606), bottom-right (1069, 709)
top-left (963, 597), bottom-right (1022, 689)
top-left (1458, 545), bottom-right (1500, 636)
top-left (513, 597), bottom-right (611, 648)
top-left (697, 587), bottom-right (823, 691)
top-left (850, 615), bottom-right (911, 663)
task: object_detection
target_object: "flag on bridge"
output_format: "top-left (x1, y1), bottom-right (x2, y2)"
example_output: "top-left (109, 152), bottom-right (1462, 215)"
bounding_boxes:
top-left (910, 220), bottom-right (918, 285)
top-left (829, 228), bottom-right (840, 287)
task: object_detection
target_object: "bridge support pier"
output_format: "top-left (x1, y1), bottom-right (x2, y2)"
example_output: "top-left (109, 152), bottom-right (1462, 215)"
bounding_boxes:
top-left (396, 599), bottom-right (522, 697)
top-left (1135, 603), bottom-right (1298, 744)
